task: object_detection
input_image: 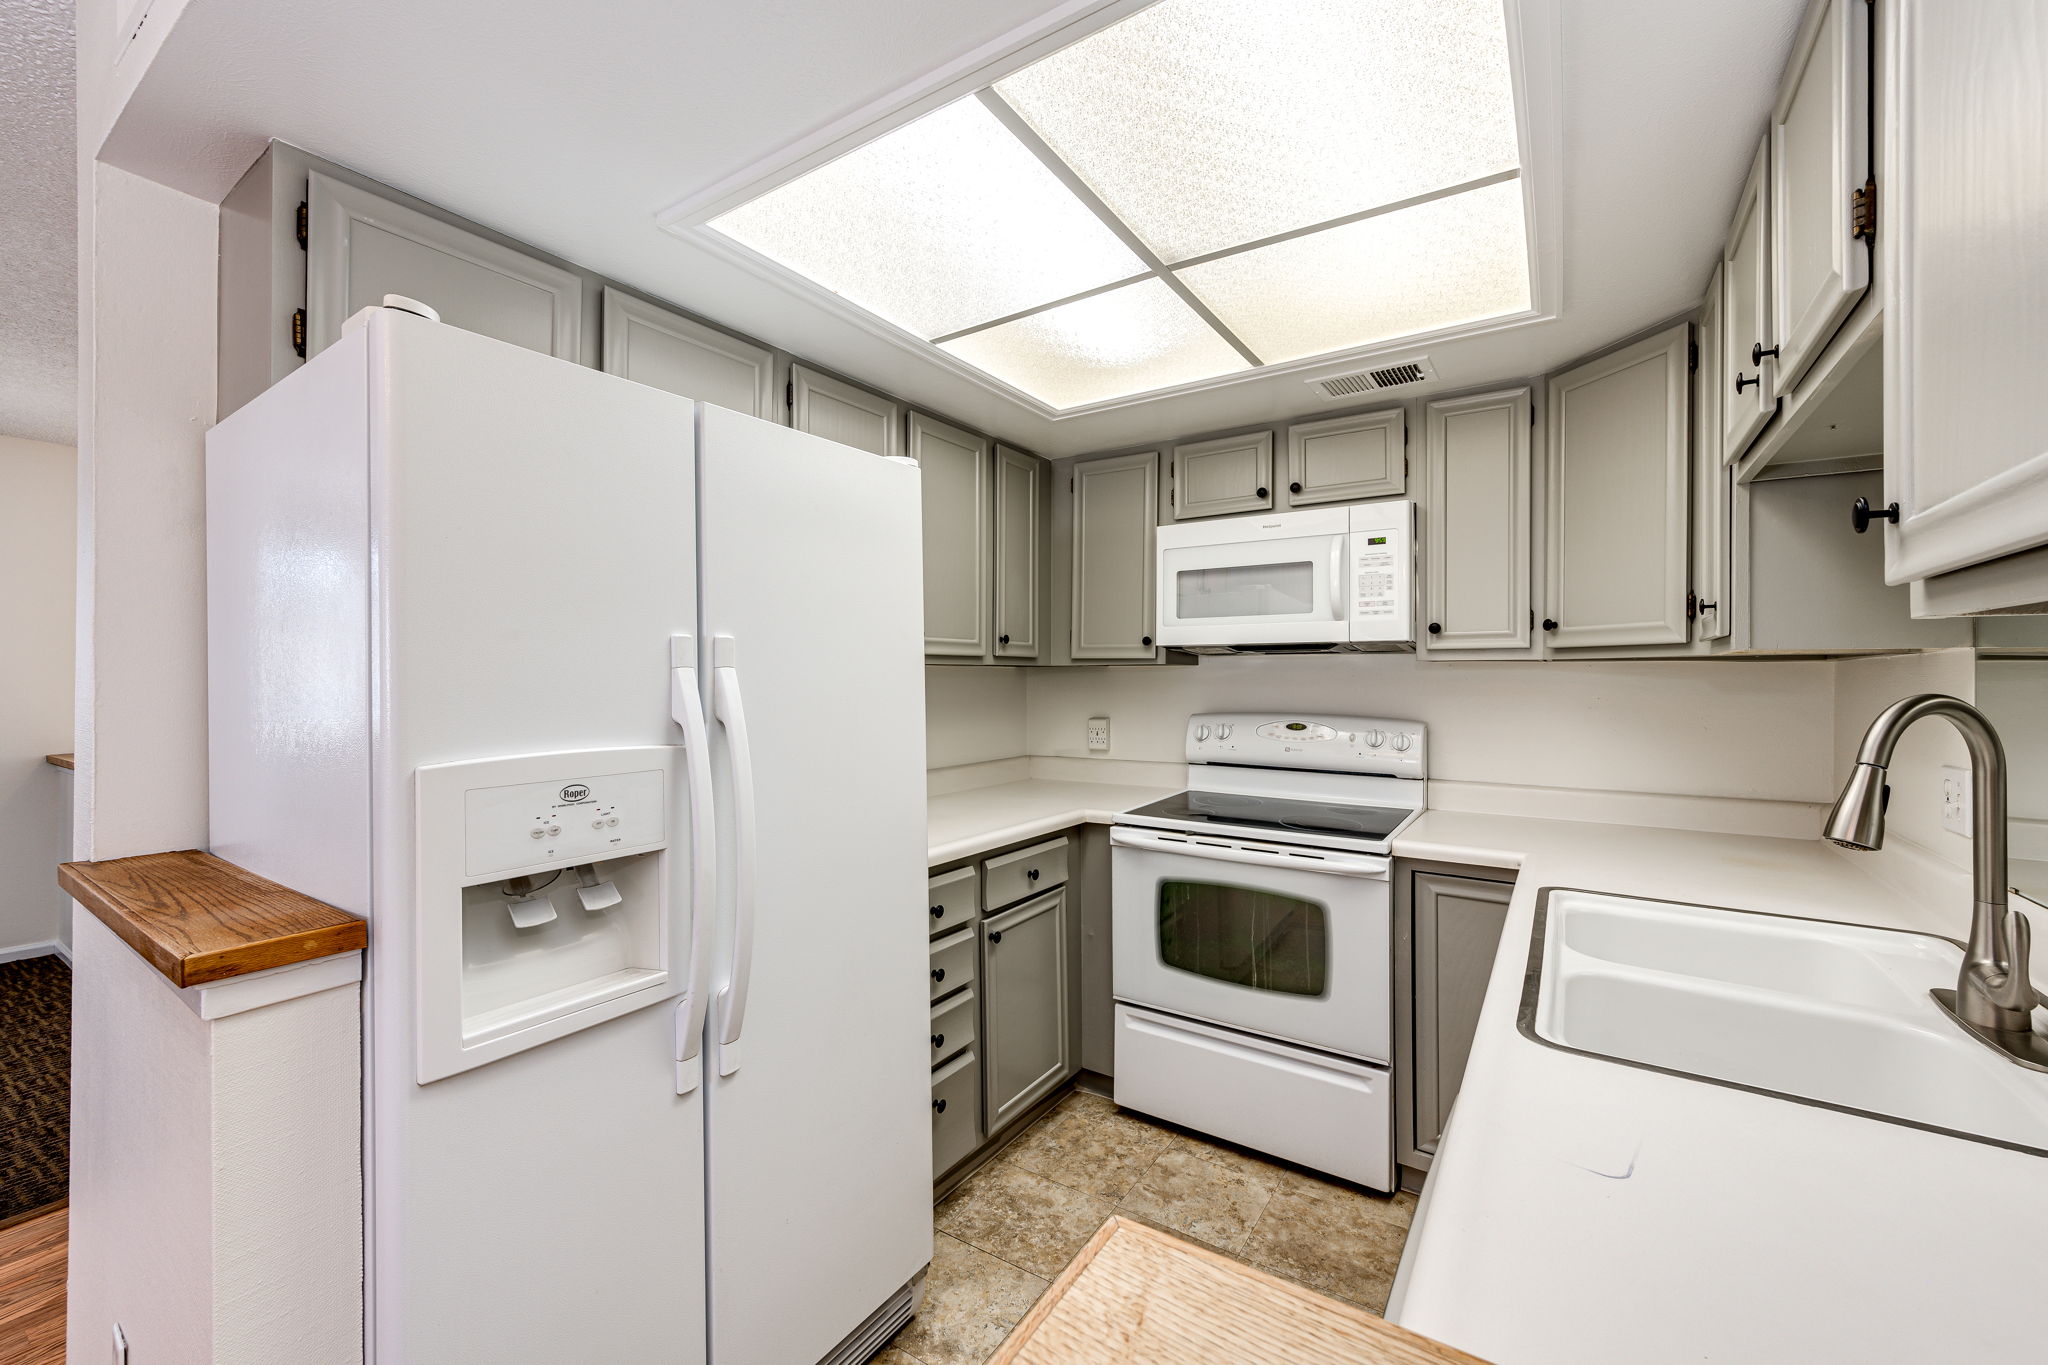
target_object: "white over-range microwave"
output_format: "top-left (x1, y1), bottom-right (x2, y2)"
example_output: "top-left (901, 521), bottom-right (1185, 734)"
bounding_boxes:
top-left (1154, 501), bottom-right (1414, 653)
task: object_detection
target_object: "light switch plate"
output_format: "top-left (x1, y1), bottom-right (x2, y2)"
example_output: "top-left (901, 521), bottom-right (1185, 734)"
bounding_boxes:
top-left (1086, 717), bottom-right (1111, 752)
top-left (1941, 765), bottom-right (1969, 835)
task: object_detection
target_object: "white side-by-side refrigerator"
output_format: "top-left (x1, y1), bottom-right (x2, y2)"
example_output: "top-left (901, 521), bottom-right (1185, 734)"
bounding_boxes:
top-left (206, 305), bottom-right (932, 1364)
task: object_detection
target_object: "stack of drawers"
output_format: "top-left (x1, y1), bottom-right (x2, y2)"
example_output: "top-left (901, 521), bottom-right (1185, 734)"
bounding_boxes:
top-left (927, 865), bottom-right (982, 1176)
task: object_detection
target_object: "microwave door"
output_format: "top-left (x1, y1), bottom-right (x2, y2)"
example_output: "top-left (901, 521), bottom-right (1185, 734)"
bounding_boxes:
top-left (1158, 533), bottom-right (1348, 646)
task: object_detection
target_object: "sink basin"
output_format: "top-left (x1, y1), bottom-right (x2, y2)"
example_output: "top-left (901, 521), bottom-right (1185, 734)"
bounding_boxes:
top-left (1525, 889), bottom-right (2048, 1154)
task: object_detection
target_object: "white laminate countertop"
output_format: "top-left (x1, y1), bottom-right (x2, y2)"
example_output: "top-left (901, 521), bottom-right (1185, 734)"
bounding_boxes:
top-left (927, 778), bottom-right (1182, 866)
top-left (1383, 810), bottom-right (2048, 1365)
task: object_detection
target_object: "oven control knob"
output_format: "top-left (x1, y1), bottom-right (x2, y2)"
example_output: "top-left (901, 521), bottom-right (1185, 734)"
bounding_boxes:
top-left (1364, 729), bottom-right (1385, 747)
top-left (1392, 733), bottom-right (1412, 752)
top-left (1195, 724), bottom-right (1211, 741)
top-left (1217, 723), bottom-right (1232, 739)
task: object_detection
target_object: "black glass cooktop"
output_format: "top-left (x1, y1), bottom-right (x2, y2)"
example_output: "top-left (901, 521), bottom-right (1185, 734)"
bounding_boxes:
top-left (1124, 790), bottom-right (1413, 842)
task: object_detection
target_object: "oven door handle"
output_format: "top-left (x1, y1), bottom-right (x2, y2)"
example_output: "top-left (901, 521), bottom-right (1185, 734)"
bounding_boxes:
top-left (1110, 825), bottom-right (1389, 879)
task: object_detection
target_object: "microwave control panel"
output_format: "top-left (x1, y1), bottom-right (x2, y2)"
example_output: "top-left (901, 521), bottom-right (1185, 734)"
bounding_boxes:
top-left (1348, 501), bottom-right (1413, 641)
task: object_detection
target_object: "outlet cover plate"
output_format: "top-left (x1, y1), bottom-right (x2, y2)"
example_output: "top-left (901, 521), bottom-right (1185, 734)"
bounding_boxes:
top-left (1941, 765), bottom-right (1970, 835)
top-left (1086, 717), bottom-right (1111, 753)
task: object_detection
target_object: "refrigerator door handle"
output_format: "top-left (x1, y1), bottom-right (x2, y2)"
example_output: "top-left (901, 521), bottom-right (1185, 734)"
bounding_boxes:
top-left (711, 634), bottom-right (758, 1077)
top-left (668, 635), bottom-right (717, 1095)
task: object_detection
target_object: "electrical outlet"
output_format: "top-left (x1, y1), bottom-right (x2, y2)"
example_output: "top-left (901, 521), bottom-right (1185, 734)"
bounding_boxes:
top-left (1086, 716), bottom-right (1111, 753)
top-left (1941, 765), bottom-right (1970, 835)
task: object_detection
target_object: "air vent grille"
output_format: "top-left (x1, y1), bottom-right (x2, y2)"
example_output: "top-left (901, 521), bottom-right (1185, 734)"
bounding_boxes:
top-left (1308, 357), bottom-right (1437, 399)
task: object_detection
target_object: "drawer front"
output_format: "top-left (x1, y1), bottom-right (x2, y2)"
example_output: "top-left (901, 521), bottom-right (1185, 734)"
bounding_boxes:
top-left (984, 837), bottom-right (1069, 910)
top-left (930, 985), bottom-right (977, 1066)
top-left (927, 865), bottom-right (980, 939)
top-left (929, 925), bottom-right (978, 1002)
top-left (931, 1047), bottom-right (983, 1177)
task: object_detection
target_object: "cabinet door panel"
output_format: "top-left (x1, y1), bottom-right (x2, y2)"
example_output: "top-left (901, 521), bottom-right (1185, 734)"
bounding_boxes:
top-left (1412, 874), bottom-right (1511, 1156)
top-left (993, 446), bottom-right (1042, 660)
top-left (1694, 269), bottom-right (1732, 641)
top-left (792, 365), bottom-right (903, 459)
top-left (1769, 0), bottom-right (1870, 393)
top-left (1721, 140), bottom-right (1776, 464)
top-left (307, 172), bottom-right (581, 361)
top-left (912, 413), bottom-right (993, 658)
top-left (1884, 0), bottom-right (2048, 585)
top-left (982, 889), bottom-right (1070, 1134)
top-left (600, 288), bottom-right (774, 419)
top-left (1172, 432), bottom-right (1273, 519)
top-left (1423, 388), bottom-right (1531, 651)
top-left (1547, 324), bottom-right (1692, 649)
top-left (1285, 409), bottom-right (1405, 505)
top-left (1071, 452), bottom-right (1161, 660)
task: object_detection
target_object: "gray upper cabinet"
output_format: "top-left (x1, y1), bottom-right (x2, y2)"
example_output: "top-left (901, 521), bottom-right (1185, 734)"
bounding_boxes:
top-left (1411, 873), bottom-right (1512, 1158)
top-left (1546, 323), bottom-right (1693, 650)
top-left (1070, 451), bottom-right (1161, 661)
top-left (981, 888), bottom-right (1071, 1134)
top-left (1720, 140), bottom-right (1775, 464)
top-left (305, 171), bottom-right (582, 363)
top-left (913, 412), bottom-right (994, 659)
top-left (1422, 388), bottom-right (1533, 652)
top-left (1768, 0), bottom-right (1870, 394)
top-left (1694, 269), bottom-right (1733, 643)
top-left (1284, 408), bottom-right (1405, 506)
top-left (1172, 431), bottom-right (1274, 519)
top-left (792, 365), bottom-right (904, 459)
top-left (993, 445), bottom-right (1043, 661)
top-left (600, 288), bottom-right (775, 419)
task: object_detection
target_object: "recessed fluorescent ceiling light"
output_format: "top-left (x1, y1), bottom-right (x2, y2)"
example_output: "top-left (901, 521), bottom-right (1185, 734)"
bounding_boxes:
top-left (707, 0), bottom-right (1529, 411)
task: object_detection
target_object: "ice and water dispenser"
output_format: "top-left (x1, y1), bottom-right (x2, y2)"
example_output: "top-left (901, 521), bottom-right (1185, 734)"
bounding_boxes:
top-left (414, 747), bottom-right (684, 1083)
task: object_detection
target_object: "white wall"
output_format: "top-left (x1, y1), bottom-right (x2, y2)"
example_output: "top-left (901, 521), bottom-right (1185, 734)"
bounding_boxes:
top-left (1829, 650), bottom-right (1977, 873)
top-left (925, 665), bottom-right (1027, 770)
top-left (0, 435), bottom-right (75, 953)
top-left (1970, 657), bottom-right (2048, 859)
top-left (1026, 654), bottom-right (1839, 803)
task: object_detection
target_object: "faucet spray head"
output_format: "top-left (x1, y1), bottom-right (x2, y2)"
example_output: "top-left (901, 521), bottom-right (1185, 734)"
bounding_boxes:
top-left (1823, 762), bottom-right (1889, 850)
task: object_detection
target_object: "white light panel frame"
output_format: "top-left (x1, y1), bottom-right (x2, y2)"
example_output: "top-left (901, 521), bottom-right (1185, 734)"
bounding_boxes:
top-left (656, 0), bottom-right (1563, 420)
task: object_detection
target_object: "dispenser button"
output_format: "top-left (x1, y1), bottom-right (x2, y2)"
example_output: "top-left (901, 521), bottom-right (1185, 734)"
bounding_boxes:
top-left (592, 819), bottom-right (606, 830)
top-left (606, 816), bottom-right (620, 828)
top-left (547, 825), bottom-right (562, 837)
top-left (529, 828), bottom-right (546, 841)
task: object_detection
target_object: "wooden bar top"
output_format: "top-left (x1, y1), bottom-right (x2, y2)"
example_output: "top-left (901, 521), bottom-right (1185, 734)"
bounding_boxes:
top-left (58, 850), bottom-right (366, 988)
top-left (990, 1218), bottom-right (1491, 1365)
top-left (44, 754), bottom-right (73, 770)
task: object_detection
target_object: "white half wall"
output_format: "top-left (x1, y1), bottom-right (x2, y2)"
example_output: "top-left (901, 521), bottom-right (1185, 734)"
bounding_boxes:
top-left (1026, 654), bottom-right (1839, 804)
top-left (0, 435), bottom-right (75, 952)
top-left (925, 665), bottom-right (1027, 770)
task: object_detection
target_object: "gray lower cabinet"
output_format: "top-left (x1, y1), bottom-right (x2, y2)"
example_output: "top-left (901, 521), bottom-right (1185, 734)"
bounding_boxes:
top-left (1407, 871), bottom-right (1513, 1163)
top-left (599, 287), bottom-right (776, 419)
top-left (1068, 451), bottom-right (1161, 660)
top-left (981, 887), bottom-right (1072, 1133)
top-left (931, 1047), bottom-right (983, 1177)
top-left (914, 412), bottom-right (994, 658)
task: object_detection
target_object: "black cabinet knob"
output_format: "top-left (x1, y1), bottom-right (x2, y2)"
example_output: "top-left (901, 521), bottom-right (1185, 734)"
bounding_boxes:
top-left (999, 634), bottom-right (1010, 645)
top-left (931, 967), bottom-right (945, 983)
top-left (1289, 481), bottom-right (1303, 494)
top-left (931, 1033), bottom-right (944, 1049)
top-left (933, 1097), bottom-right (947, 1114)
top-left (1851, 497), bottom-right (1900, 533)
top-left (1734, 372), bottom-right (1760, 393)
top-left (988, 930), bottom-right (1003, 945)
top-left (1027, 868), bottom-right (1040, 881)
top-left (1751, 342), bottom-right (1780, 366)
top-left (930, 905), bottom-right (943, 918)
top-left (1256, 486), bottom-right (1269, 499)
top-left (1427, 622), bottom-right (1442, 635)
top-left (1141, 635), bottom-right (1153, 647)
top-left (1542, 618), bottom-right (1558, 631)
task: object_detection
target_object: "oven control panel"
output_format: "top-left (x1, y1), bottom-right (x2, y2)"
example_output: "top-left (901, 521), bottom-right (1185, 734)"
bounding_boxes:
top-left (1184, 712), bottom-right (1425, 776)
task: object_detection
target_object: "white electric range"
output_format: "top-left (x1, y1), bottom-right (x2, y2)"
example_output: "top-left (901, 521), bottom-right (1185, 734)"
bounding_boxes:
top-left (1110, 712), bottom-right (1426, 1190)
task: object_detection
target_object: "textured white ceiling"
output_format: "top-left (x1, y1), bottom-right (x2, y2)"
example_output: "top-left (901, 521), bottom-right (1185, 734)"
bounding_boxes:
top-left (96, 0), bottom-right (1806, 457)
top-left (0, 0), bottom-right (75, 445)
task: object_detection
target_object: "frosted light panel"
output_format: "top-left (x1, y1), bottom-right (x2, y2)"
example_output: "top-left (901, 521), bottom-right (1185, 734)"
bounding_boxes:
top-left (1176, 180), bottom-right (1532, 363)
top-left (994, 0), bottom-right (1519, 262)
top-left (940, 279), bottom-right (1248, 409)
top-left (708, 100), bottom-right (1145, 338)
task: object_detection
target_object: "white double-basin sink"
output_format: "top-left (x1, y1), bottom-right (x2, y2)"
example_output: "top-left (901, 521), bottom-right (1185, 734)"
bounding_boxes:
top-left (1527, 889), bottom-right (2048, 1153)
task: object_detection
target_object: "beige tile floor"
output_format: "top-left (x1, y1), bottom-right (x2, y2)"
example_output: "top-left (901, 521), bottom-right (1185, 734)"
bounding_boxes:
top-left (881, 1089), bottom-right (1417, 1365)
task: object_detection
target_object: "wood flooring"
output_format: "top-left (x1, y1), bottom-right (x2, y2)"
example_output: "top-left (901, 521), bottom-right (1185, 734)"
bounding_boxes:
top-left (0, 1204), bottom-right (65, 1365)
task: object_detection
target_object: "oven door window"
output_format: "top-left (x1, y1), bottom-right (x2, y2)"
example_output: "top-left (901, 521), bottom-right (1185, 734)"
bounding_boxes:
top-left (1157, 879), bottom-right (1328, 997)
top-left (1174, 561), bottom-right (1316, 620)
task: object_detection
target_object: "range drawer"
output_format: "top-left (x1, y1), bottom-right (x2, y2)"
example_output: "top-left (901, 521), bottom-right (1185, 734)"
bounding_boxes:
top-left (929, 925), bottom-right (977, 1002)
top-left (927, 865), bottom-right (980, 939)
top-left (931, 1047), bottom-right (982, 1177)
top-left (930, 985), bottom-right (977, 1066)
top-left (984, 837), bottom-right (1069, 911)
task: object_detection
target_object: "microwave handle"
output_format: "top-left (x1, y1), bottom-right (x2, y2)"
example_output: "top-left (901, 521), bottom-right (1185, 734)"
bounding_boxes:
top-left (1332, 538), bottom-right (1347, 620)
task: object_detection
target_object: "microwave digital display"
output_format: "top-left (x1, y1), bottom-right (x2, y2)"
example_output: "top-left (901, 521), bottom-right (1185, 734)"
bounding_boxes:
top-left (1366, 536), bottom-right (1388, 545)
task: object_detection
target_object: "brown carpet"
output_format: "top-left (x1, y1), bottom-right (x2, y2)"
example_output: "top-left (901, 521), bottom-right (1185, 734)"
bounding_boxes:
top-left (0, 957), bottom-right (68, 1225)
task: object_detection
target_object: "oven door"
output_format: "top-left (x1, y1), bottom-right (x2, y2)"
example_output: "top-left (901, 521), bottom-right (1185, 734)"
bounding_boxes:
top-left (1155, 523), bottom-right (1351, 648)
top-left (1110, 825), bottom-right (1391, 1062)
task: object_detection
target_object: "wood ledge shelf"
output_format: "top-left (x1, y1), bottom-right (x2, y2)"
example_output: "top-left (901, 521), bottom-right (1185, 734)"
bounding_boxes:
top-left (58, 850), bottom-right (366, 988)
top-left (44, 753), bottom-right (73, 770)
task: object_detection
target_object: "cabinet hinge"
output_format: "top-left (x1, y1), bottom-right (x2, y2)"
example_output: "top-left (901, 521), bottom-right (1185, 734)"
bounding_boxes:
top-left (295, 201), bottom-right (308, 250)
top-left (290, 307), bottom-right (307, 359)
top-left (1688, 341), bottom-right (1699, 373)
top-left (1850, 176), bottom-right (1877, 242)
top-left (1403, 456), bottom-right (1409, 478)
top-left (784, 379), bottom-right (794, 412)
top-left (1686, 590), bottom-right (1698, 622)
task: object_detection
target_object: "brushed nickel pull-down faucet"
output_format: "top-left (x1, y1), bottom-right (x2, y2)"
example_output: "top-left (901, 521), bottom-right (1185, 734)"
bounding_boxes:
top-left (1827, 694), bottom-right (2047, 1070)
